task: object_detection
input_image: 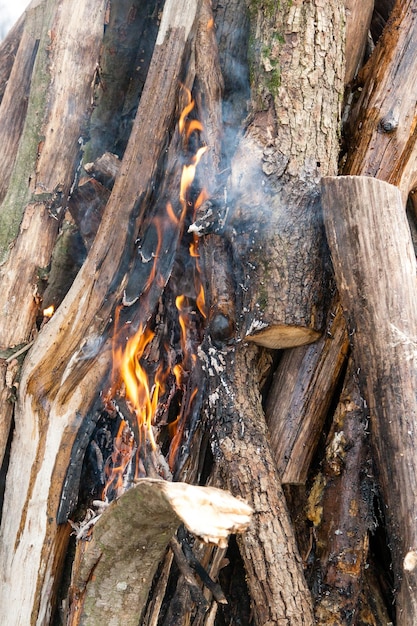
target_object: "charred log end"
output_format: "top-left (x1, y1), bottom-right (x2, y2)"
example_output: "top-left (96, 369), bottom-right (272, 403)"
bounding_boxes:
top-left (246, 324), bottom-right (321, 349)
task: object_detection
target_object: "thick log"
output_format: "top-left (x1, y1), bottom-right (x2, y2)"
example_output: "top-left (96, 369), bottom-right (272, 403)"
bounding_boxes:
top-left (221, 0), bottom-right (344, 349)
top-left (0, 1), bottom-right (202, 623)
top-left (322, 175), bottom-right (417, 624)
top-left (67, 479), bottom-right (251, 625)
top-left (204, 341), bottom-right (315, 625)
top-left (265, 300), bottom-right (349, 484)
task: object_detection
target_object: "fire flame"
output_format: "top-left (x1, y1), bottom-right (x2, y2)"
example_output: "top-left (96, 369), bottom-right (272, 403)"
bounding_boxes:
top-left (43, 305), bottom-right (55, 318)
top-left (104, 86), bottom-right (208, 498)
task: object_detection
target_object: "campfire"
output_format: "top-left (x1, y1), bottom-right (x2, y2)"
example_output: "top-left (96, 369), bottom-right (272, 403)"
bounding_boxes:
top-left (1, 1), bottom-right (417, 625)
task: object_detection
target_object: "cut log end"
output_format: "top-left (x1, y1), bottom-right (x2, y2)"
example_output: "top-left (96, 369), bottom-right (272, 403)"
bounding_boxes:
top-left (246, 324), bottom-right (321, 349)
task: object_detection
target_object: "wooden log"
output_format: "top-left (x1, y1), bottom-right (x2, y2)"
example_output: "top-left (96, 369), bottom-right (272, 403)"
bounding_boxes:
top-left (344, 0), bottom-right (374, 84)
top-left (308, 358), bottom-right (371, 624)
top-left (343, 0), bottom-right (417, 196)
top-left (0, 6), bottom-right (25, 100)
top-left (0, 1), bottom-right (43, 204)
top-left (67, 479), bottom-right (251, 625)
top-left (0, 0), bottom-right (106, 466)
top-left (0, 1), bottom-right (202, 623)
top-left (265, 300), bottom-right (349, 484)
top-left (322, 175), bottom-right (417, 624)
top-left (204, 341), bottom-right (315, 625)
top-left (221, 0), bottom-right (344, 349)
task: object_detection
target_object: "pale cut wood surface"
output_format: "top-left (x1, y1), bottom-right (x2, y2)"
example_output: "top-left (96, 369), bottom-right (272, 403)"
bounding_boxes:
top-left (322, 175), bottom-right (417, 625)
top-left (67, 479), bottom-right (252, 625)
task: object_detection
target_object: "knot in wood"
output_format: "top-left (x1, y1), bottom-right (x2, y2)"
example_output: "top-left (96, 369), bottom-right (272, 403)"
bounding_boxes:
top-left (209, 313), bottom-right (234, 347)
top-left (378, 116), bottom-right (398, 133)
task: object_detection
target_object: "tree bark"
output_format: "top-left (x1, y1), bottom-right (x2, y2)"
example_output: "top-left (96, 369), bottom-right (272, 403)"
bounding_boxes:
top-left (322, 175), bottom-right (417, 624)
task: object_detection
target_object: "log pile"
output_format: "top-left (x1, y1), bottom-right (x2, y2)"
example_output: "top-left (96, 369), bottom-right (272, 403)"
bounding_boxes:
top-left (0, 0), bottom-right (416, 625)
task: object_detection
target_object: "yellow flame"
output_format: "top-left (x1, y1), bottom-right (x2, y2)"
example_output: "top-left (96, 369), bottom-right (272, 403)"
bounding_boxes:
top-left (43, 305), bottom-right (55, 318)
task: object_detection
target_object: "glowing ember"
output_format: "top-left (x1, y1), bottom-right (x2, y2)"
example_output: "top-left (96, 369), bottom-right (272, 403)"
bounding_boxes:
top-left (43, 305), bottom-right (55, 318)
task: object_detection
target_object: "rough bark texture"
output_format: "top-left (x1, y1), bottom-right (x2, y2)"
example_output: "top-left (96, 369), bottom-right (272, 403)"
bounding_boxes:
top-left (205, 342), bottom-right (315, 625)
top-left (67, 480), bottom-right (251, 625)
top-left (322, 175), bottom-right (417, 625)
top-left (220, 0), bottom-right (344, 349)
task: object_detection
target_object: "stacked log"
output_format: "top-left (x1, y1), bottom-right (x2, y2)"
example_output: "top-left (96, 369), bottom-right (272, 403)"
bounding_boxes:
top-left (0, 1), bottom-right (416, 625)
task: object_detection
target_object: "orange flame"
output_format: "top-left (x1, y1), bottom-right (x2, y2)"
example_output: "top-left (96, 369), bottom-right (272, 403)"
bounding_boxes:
top-left (104, 86), bottom-right (209, 498)
top-left (43, 305), bottom-right (55, 318)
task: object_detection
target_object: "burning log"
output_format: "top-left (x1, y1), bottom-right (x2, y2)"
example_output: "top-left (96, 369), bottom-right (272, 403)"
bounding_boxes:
top-left (0, 0), bottom-right (203, 622)
top-left (67, 479), bottom-right (252, 625)
top-left (322, 175), bottom-right (417, 624)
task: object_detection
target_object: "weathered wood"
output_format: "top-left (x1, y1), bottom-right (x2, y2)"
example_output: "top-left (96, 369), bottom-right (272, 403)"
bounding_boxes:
top-left (204, 342), bottom-right (315, 625)
top-left (0, 6), bottom-right (25, 100)
top-left (343, 0), bottom-right (417, 196)
top-left (0, 0), bottom-right (106, 465)
top-left (322, 175), bottom-right (417, 624)
top-left (224, 0), bottom-right (344, 349)
top-left (265, 300), bottom-right (349, 484)
top-left (309, 359), bottom-right (371, 624)
top-left (0, 1), bottom-right (202, 623)
top-left (344, 0), bottom-right (374, 84)
top-left (67, 479), bottom-right (251, 625)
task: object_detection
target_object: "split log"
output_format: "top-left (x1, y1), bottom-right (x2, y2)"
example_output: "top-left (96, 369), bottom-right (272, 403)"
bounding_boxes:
top-left (265, 299), bottom-right (349, 484)
top-left (0, 1), bottom-right (202, 623)
top-left (307, 358), bottom-right (371, 624)
top-left (344, 0), bottom-right (374, 84)
top-left (67, 479), bottom-right (252, 625)
top-left (322, 175), bottom-right (417, 624)
top-left (343, 0), bottom-right (417, 196)
top-left (0, 6), bottom-right (25, 99)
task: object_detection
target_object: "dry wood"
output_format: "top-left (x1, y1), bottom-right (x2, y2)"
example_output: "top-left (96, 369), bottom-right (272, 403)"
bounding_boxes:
top-left (0, 6), bottom-right (25, 99)
top-left (265, 299), bottom-right (349, 484)
top-left (220, 0), bottom-right (344, 349)
top-left (67, 479), bottom-right (251, 625)
top-left (322, 175), bottom-right (417, 624)
top-left (344, 0), bottom-right (374, 84)
top-left (0, 0), bottom-right (106, 465)
top-left (343, 0), bottom-right (417, 196)
top-left (203, 342), bottom-right (315, 625)
top-left (308, 358), bottom-right (371, 624)
top-left (0, 1), bottom-right (202, 623)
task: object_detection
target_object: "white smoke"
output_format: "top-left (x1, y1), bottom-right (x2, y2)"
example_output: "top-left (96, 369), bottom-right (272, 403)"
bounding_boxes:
top-left (0, 0), bottom-right (28, 40)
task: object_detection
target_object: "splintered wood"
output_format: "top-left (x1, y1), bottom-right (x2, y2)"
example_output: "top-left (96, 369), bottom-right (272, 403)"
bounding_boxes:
top-left (67, 479), bottom-right (252, 626)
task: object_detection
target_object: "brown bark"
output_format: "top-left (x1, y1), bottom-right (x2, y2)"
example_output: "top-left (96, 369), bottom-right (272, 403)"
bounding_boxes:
top-left (219, 0), bottom-right (344, 349)
top-left (67, 479), bottom-right (251, 625)
top-left (322, 175), bottom-right (417, 624)
top-left (265, 299), bottom-right (349, 484)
